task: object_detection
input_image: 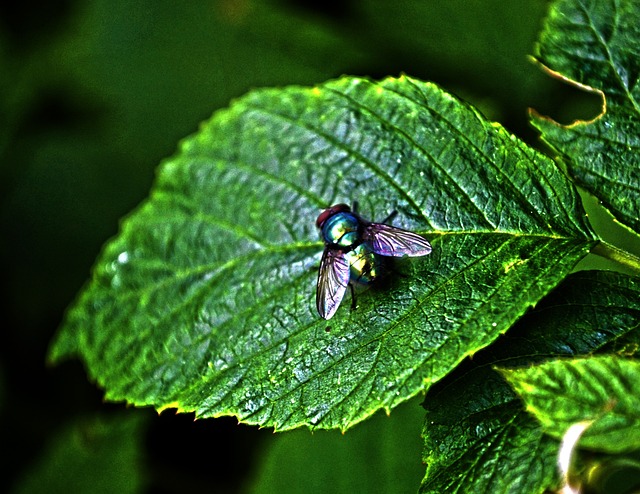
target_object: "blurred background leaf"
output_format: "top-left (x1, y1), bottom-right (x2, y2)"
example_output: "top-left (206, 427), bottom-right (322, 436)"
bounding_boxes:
top-left (1, 0), bottom-right (634, 492)
top-left (246, 397), bottom-right (425, 494)
top-left (11, 412), bottom-right (147, 494)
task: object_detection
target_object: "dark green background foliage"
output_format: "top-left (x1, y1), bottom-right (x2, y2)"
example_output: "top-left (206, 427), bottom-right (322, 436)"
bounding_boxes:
top-left (2, 1), bottom-right (639, 493)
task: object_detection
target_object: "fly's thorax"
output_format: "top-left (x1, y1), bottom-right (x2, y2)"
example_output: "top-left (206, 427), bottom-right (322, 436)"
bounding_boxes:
top-left (345, 243), bottom-right (379, 284)
top-left (321, 211), bottom-right (361, 248)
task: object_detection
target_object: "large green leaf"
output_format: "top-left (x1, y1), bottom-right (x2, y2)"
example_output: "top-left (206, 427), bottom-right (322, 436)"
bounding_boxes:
top-left (531, 0), bottom-right (640, 233)
top-left (49, 75), bottom-right (595, 431)
top-left (421, 270), bottom-right (640, 492)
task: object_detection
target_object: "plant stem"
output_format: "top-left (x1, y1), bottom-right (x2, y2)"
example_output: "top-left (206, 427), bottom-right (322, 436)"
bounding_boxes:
top-left (591, 241), bottom-right (640, 274)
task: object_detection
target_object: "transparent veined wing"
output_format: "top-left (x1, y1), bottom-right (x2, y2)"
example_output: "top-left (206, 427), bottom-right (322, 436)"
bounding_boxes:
top-left (316, 248), bottom-right (351, 320)
top-left (363, 223), bottom-right (432, 257)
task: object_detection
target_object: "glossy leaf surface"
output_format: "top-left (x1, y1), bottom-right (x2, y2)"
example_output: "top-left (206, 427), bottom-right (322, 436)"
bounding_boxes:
top-left (531, 0), bottom-right (640, 233)
top-left (50, 75), bottom-right (595, 431)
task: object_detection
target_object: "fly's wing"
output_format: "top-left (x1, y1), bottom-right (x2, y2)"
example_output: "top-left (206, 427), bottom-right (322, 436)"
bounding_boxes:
top-left (316, 248), bottom-right (351, 320)
top-left (363, 223), bottom-right (432, 257)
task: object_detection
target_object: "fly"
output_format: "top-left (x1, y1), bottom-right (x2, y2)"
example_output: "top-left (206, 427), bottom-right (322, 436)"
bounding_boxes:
top-left (315, 203), bottom-right (432, 320)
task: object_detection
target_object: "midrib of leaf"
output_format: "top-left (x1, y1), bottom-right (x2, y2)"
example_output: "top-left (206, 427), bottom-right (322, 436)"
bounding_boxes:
top-left (428, 230), bottom-right (584, 239)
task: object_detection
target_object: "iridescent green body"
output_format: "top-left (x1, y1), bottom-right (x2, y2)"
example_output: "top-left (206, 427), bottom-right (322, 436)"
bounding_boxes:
top-left (320, 210), bottom-right (378, 284)
top-left (344, 243), bottom-right (378, 284)
top-left (320, 210), bottom-right (360, 247)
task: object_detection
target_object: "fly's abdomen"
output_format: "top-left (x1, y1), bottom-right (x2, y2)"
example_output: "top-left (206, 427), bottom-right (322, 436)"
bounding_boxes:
top-left (345, 244), bottom-right (379, 284)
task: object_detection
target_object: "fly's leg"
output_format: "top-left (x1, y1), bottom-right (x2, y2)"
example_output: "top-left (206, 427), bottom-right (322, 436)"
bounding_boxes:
top-left (349, 283), bottom-right (358, 311)
top-left (381, 210), bottom-right (398, 224)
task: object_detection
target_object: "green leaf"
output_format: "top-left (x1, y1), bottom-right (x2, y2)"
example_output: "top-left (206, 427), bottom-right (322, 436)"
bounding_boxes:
top-left (248, 397), bottom-right (425, 494)
top-left (49, 75), bottom-right (595, 431)
top-left (499, 355), bottom-right (640, 454)
top-left (508, 270), bottom-right (640, 358)
top-left (530, 0), bottom-right (640, 233)
top-left (422, 270), bottom-right (640, 492)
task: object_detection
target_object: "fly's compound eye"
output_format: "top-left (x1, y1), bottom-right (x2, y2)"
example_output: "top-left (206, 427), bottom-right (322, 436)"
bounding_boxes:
top-left (316, 204), bottom-right (351, 228)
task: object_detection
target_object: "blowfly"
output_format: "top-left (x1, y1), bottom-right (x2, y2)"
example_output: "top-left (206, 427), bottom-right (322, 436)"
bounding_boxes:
top-left (315, 203), bottom-right (432, 320)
